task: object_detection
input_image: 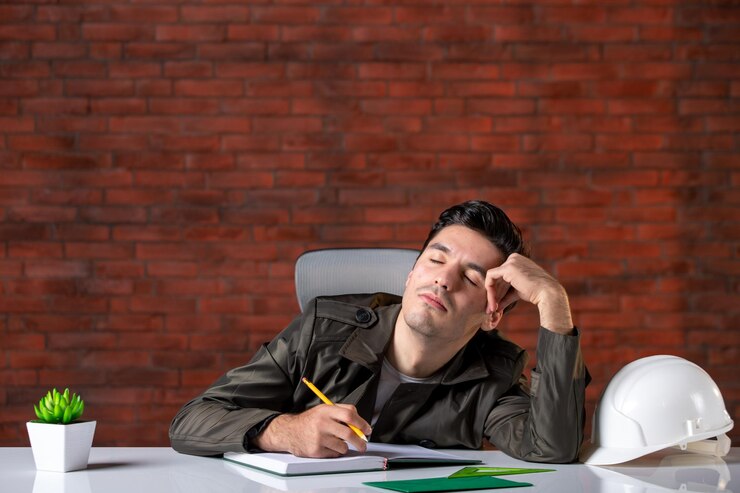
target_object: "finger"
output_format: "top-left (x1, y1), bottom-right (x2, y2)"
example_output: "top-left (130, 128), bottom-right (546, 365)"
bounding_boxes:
top-left (323, 421), bottom-right (368, 455)
top-left (343, 430), bottom-right (368, 453)
top-left (494, 279), bottom-right (510, 306)
top-left (485, 269), bottom-right (503, 313)
top-left (335, 404), bottom-right (372, 436)
top-left (498, 288), bottom-right (520, 312)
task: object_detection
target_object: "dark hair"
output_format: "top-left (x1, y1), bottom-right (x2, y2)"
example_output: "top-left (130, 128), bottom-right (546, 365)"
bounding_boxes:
top-left (421, 200), bottom-right (529, 313)
top-left (422, 200), bottom-right (529, 259)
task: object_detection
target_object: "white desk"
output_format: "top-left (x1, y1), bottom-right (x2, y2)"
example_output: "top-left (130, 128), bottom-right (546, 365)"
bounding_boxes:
top-left (2, 447), bottom-right (738, 493)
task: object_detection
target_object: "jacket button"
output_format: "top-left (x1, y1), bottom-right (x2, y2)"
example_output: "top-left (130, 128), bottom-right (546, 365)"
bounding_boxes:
top-left (418, 439), bottom-right (436, 448)
top-left (355, 309), bottom-right (372, 324)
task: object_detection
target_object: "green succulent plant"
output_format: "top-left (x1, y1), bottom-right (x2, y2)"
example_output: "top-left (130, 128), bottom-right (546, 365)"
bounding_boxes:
top-left (33, 388), bottom-right (85, 424)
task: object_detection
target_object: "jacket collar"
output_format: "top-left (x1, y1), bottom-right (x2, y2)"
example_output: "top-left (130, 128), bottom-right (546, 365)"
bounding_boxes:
top-left (340, 303), bottom-right (491, 384)
top-left (340, 304), bottom-right (399, 369)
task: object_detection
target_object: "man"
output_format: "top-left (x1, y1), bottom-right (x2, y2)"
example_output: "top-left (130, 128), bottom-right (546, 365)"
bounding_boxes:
top-left (169, 200), bottom-right (588, 463)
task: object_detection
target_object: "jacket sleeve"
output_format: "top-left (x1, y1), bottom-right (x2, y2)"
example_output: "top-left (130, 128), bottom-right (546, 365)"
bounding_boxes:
top-left (484, 326), bottom-right (589, 464)
top-left (169, 315), bottom-right (310, 456)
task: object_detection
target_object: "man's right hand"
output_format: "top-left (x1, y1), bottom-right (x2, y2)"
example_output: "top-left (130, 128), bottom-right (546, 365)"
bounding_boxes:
top-left (252, 404), bottom-right (372, 458)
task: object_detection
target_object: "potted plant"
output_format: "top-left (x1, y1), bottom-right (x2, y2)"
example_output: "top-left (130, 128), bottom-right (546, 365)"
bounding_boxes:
top-left (27, 388), bottom-right (96, 472)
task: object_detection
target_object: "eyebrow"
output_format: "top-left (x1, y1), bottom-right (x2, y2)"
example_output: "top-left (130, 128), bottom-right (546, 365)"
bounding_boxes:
top-left (428, 242), bottom-right (488, 279)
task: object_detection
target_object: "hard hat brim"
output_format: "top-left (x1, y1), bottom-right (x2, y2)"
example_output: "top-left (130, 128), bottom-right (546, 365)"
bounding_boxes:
top-left (579, 420), bottom-right (734, 466)
top-left (579, 441), bottom-right (667, 466)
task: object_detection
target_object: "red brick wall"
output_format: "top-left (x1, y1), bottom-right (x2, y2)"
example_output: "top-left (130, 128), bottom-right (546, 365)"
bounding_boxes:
top-left (1, 1), bottom-right (738, 448)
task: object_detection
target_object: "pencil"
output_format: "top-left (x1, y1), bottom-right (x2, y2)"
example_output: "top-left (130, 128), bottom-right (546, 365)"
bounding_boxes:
top-left (301, 377), bottom-right (368, 442)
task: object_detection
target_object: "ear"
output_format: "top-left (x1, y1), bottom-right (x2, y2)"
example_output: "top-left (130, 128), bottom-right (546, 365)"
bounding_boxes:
top-left (405, 269), bottom-right (413, 287)
top-left (481, 308), bottom-right (503, 332)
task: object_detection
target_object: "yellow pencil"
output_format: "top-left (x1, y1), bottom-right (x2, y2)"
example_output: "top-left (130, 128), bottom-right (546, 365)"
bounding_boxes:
top-left (301, 377), bottom-right (368, 442)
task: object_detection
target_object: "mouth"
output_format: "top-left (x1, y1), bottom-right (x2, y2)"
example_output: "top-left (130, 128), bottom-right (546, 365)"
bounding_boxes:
top-left (419, 292), bottom-right (448, 312)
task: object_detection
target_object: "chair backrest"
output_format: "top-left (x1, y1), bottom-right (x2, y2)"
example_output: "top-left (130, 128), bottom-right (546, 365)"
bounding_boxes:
top-left (294, 248), bottom-right (419, 312)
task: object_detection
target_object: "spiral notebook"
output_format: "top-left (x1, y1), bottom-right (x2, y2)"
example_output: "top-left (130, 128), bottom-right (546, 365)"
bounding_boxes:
top-left (223, 443), bottom-right (481, 477)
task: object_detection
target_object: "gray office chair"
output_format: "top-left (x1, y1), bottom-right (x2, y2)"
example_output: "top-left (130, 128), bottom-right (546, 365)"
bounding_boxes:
top-left (294, 248), bottom-right (419, 312)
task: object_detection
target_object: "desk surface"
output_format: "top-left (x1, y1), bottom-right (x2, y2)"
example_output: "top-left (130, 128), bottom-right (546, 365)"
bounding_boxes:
top-left (2, 447), bottom-right (738, 493)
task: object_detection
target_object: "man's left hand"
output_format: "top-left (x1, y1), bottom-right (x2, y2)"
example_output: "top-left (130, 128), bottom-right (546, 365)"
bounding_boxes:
top-left (484, 253), bottom-right (574, 335)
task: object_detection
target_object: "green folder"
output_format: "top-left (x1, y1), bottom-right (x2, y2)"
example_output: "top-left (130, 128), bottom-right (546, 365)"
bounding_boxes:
top-left (363, 475), bottom-right (532, 492)
top-left (449, 466), bottom-right (555, 478)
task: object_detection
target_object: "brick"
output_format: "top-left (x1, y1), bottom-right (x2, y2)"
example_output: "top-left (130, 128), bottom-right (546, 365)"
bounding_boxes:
top-left (94, 261), bottom-right (145, 278)
top-left (146, 262), bottom-right (198, 277)
top-left (569, 26), bottom-right (636, 42)
top-left (150, 207), bottom-right (219, 224)
top-left (129, 297), bottom-right (196, 315)
top-left (0, 41), bottom-right (30, 60)
top-left (246, 81), bottom-right (313, 97)
top-left (351, 27), bottom-right (420, 43)
top-left (282, 26), bottom-right (352, 42)
top-left (634, 116), bottom-right (703, 133)
top-left (608, 99), bottom-right (674, 115)
top-left (0, 5), bottom-right (34, 21)
top-left (0, 118), bottom-right (35, 137)
top-left (664, 134), bottom-right (733, 151)
top-left (639, 26), bottom-right (702, 42)
top-left (514, 44), bottom-right (598, 62)
top-left (375, 43), bottom-right (446, 62)
top-left (597, 135), bottom-right (663, 151)
top-left (623, 63), bottom-right (692, 79)
top-left (495, 26), bottom-right (563, 42)
top-left (387, 170), bottom-right (460, 187)
top-left (0, 80), bottom-right (38, 97)
top-left (539, 99), bottom-right (605, 114)
top-left (470, 135), bottom-right (520, 152)
top-left (0, 25), bottom-right (55, 41)
top-left (322, 7), bottom-right (393, 24)
top-left (596, 81), bottom-right (670, 99)
top-left (156, 25), bottom-right (225, 42)
top-left (557, 261), bottom-right (623, 278)
top-left (175, 80), bottom-right (243, 97)
top-left (551, 63), bottom-right (620, 81)
top-left (125, 42), bottom-right (195, 60)
top-left (0, 62), bottom-right (50, 78)
top-left (32, 42), bottom-right (86, 59)
top-left (603, 44), bottom-right (672, 61)
top-left (395, 6), bottom-right (465, 24)
top-left (404, 135), bottom-right (469, 152)
top-left (344, 135), bottom-right (398, 152)
top-left (66, 80), bottom-right (134, 97)
top-left (79, 135), bottom-right (150, 152)
top-left (609, 7), bottom-right (673, 24)
top-left (253, 6), bottom-right (320, 24)
top-left (423, 26), bottom-right (492, 42)
top-left (525, 135), bottom-right (593, 152)
top-left (79, 207), bottom-right (147, 223)
top-left (468, 6), bottom-right (533, 24)
top-left (133, 171), bottom-right (205, 188)
top-left (208, 172), bottom-right (274, 189)
top-left (65, 242), bottom-right (133, 259)
top-left (82, 24), bottom-right (153, 42)
top-left (109, 6), bottom-right (178, 23)
top-left (56, 224), bottom-right (109, 241)
top-left (472, 99), bottom-right (535, 115)
top-left (181, 6), bottom-right (250, 22)
top-left (22, 153), bottom-right (112, 169)
top-left (448, 82), bottom-right (515, 97)
top-left (227, 25), bottom-right (280, 41)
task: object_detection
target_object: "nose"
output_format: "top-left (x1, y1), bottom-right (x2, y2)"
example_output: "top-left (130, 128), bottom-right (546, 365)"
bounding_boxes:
top-left (434, 266), bottom-right (452, 290)
top-left (434, 278), bottom-right (448, 290)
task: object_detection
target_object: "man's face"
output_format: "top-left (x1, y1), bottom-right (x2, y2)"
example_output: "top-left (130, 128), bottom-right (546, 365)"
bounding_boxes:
top-left (400, 225), bottom-right (505, 344)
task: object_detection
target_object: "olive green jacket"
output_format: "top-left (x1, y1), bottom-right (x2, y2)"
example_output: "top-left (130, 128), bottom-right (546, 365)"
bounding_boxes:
top-left (169, 293), bottom-right (589, 463)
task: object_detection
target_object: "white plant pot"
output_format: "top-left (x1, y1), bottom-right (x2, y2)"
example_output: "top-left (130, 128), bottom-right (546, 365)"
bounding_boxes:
top-left (27, 420), bottom-right (96, 472)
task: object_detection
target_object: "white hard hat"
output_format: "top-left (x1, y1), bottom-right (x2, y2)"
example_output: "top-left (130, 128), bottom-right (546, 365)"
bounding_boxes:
top-left (580, 355), bottom-right (734, 465)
